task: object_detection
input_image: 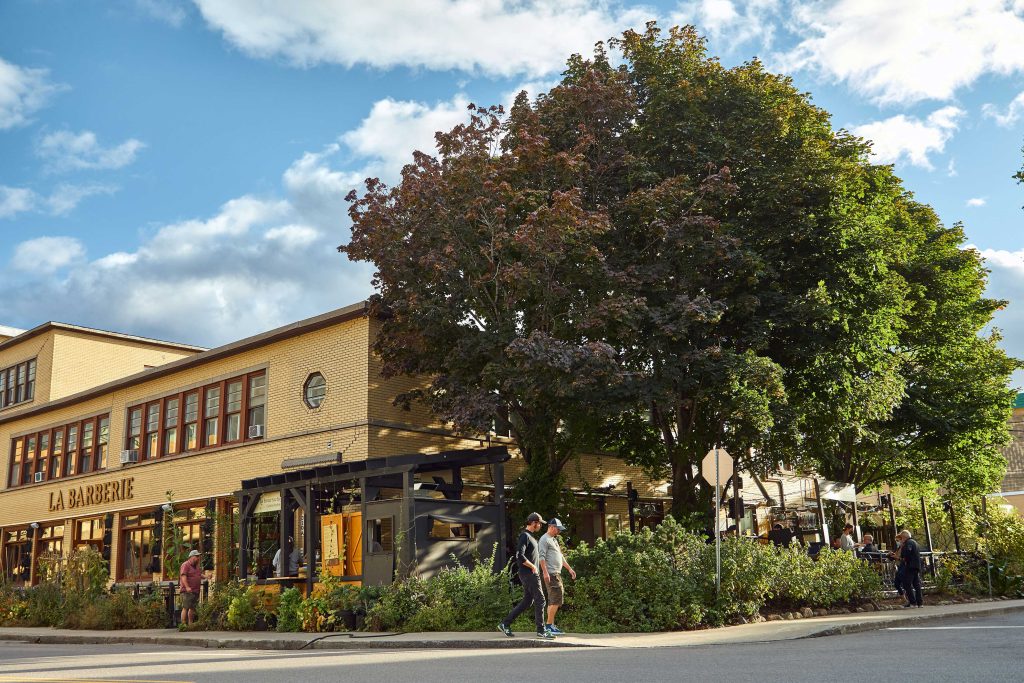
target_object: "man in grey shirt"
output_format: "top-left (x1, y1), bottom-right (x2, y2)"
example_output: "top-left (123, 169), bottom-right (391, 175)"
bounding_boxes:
top-left (538, 518), bottom-right (576, 635)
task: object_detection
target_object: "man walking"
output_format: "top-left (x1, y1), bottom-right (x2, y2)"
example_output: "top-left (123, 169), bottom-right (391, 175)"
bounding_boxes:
top-left (498, 512), bottom-right (553, 639)
top-left (179, 549), bottom-right (202, 627)
top-left (539, 517), bottom-right (576, 635)
top-left (897, 530), bottom-right (924, 608)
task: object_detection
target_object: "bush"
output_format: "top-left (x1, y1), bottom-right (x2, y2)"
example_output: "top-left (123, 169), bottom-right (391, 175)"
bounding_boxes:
top-left (276, 587), bottom-right (303, 632)
top-left (195, 581), bottom-right (249, 631)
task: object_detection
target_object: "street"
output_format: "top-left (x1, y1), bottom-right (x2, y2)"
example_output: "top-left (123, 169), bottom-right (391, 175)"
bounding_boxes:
top-left (1, 611), bottom-right (1022, 683)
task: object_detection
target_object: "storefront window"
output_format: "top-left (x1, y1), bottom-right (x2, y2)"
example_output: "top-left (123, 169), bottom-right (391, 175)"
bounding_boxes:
top-left (120, 512), bottom-right (156, 581)
top-left (75, 516), bottom-right (105, 553)
top-left (36, 524), bottom-right (64, 582)
top-left (2, 529), bottom-right (32, 585)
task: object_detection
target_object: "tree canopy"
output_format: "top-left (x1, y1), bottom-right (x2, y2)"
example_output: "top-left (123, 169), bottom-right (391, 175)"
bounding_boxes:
top-left (341, 23), bottom-right (1018, 518)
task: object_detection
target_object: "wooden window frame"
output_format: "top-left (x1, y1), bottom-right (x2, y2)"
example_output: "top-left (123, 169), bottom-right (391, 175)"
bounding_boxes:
top-left (118, 511), bottom-right (157, 582)
top-left (121, 370), bottom-right (266, 466)
top-left (6, 414), bottom-right (109, 488)
top-left (73, 516), bottom-right (105, 553)
top-left (0, 358), bottom-right (36, 411)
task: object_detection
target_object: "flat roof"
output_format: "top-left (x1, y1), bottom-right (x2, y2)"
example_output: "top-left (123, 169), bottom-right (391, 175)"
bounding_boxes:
top-left (0, 301), bottom-right (368, 426)
top-left (0, 325), bottom-right (26, 338)
top-left (0, 321), bottom-right (207, 355)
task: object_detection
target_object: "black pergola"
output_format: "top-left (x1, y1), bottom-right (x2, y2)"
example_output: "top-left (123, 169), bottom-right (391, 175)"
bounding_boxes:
top-left (235, 445), bottom-right (509, 594)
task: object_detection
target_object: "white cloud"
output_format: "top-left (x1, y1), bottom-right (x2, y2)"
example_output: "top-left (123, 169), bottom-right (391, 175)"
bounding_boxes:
top-left (0, 56), bottom-right (65, 130)
top-left (777, 0), bottom-right (1024, 105)
top-left (192, 0), bottom-right (653, 77)
top-left (975, 247), bottom-right (1024, 385)
top-left (672, 0), bottom-right (779, 48)
top-left (0, 92), bottom-right (479, 345)
top-left (37, 130), bottom-right (145, 172)
top-left (11, 237), bottom-right (86, 274)
top-left (132, 0), bottom-right (189, 26)
top-left (46, 183), bottom-right (118, 215)
top-left (850, 106), bottom-right (964, 170)
top-left (983, 90), bottom-right (1024, 127)
top-left (341, 95), bottom-right (471, 181)
top-left (0, 186), bottom-right (37, 218)
top-left (967, 197), bottom-right (987, 207)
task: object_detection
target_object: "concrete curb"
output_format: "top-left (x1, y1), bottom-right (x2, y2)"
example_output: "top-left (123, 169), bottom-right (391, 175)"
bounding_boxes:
top-left (800, 602), bottom-right (1024, 639)
top-left (2, 601), bottom-right (1023, 651)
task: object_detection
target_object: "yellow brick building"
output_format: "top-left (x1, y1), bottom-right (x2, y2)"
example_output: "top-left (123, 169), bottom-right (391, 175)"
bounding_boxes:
top-left (0, 303), bottom-right (668, 587)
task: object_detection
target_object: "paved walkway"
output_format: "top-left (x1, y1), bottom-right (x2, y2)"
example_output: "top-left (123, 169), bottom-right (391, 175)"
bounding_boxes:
top-left (2, 599), bottom-right (1022, 650)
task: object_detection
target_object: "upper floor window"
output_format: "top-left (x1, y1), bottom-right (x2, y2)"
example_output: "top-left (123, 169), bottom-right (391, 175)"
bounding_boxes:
top-left (123, 370), bottom-right (266, 462)
top-left (304, 372), bottom-right (326, 409)
top-left (0, 358), bottom-right (36, 410)
top-left (7, 413), bottom-right (110, 488)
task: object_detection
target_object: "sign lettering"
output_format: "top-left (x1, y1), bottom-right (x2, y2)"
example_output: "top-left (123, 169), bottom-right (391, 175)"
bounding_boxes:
top-left (48, 477), bottom-right (134, 512)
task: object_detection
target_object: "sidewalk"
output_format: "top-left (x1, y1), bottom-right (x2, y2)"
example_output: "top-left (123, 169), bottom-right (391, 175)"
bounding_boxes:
top-left (2, 599), bottom-right (1022, 651)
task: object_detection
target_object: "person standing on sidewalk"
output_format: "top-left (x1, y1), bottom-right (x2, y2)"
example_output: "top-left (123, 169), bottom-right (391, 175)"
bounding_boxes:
top-left (539, 518), bottom-right (576, 635)
top-left (179, 549), bottom-right (202, 627)
top-left (897, 530), bottom-right (924, 608)
top-left (498, 512), bottom-right (553, 639)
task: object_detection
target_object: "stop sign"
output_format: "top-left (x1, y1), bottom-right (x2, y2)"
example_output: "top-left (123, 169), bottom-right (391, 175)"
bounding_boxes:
top-left (701, 448), bottom-right (733, 487)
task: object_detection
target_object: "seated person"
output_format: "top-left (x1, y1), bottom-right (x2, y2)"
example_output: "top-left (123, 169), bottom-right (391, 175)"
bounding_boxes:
top-left (767, 523), bottom-right (794, 547)
top-left (855, 533), bottom-right (879, 558)
top-left (272, 537), bottom-right (301, 576)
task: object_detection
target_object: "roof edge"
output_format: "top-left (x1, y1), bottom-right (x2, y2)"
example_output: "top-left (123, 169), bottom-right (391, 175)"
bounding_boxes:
top-left (0, 301), bottom-right (369, 426)
top-left (0, 321), bottom-right (207, 355)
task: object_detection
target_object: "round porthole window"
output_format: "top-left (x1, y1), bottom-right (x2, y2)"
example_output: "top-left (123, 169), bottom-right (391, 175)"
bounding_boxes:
top-left (303, 372), bottom-right (327, 409)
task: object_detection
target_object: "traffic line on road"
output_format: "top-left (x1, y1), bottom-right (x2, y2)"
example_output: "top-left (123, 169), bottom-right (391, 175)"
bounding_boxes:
top-left (0, 677), bottom-right (194, 683)
top-left (886, 626), bottom-right (1024, 630)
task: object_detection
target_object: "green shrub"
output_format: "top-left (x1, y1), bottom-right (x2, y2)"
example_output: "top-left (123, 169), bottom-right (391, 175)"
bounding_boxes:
top-left (195, 581), bottom-right (249, 631)
top-left (276, 587), bottom-right (303, 632)
top-left (22, 581), bottom-right (63, 627)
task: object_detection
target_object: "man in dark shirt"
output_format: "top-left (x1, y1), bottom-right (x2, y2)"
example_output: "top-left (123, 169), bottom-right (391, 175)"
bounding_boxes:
top-left (898, 530), bottom-right (924, 608)
top-left (498, 512), bottom-right (553, 639)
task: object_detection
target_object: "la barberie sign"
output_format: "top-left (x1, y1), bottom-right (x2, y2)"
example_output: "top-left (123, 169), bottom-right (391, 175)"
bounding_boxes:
top-left (48, 477), bottom-right (134, 511)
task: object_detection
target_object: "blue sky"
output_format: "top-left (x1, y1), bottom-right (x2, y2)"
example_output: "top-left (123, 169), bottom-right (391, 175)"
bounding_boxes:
top-left (1, 0), bottom-right (1023, 383)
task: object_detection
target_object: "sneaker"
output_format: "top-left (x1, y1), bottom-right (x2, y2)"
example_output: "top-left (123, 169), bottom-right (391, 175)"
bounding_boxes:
top-left (536, 630), bottom-right (556, 640)
top-left (546, 624), bottom-right (565, 635)
top-left (497, 623), bottom-right (513, 637)
top-left (901, 603), bottom-right (915, 609)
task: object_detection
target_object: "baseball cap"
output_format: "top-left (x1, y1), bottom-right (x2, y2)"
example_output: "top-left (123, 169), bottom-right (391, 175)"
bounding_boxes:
top-left (187, 550), bottom-right (200, 558)
top-left (525, 512), bottom-right (544, 524)
top-left (548, 518), bottom-right (566, 531)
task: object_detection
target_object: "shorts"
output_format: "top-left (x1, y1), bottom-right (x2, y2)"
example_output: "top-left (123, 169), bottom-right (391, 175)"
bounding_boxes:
top-left (543, 573), bottom-right (564, 606)
top-left (181, 591), bottom-right (198, 610)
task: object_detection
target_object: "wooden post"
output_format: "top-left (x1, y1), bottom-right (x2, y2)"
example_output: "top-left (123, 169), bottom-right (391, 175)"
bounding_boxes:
top-left (921, 496), bottom-right (935, 578)
top-left (813, 479), bottom-right (830, 545)
top-left (852, 496), bottom-right (861, 542)
top-left (305, 483), bottom-right (316, 596)
top-left (399, 468), bottom-right (415, 578)
top-left (626, 481), bottom-right (636, 534)
top-left (493, 462), bottom-right (506, 571)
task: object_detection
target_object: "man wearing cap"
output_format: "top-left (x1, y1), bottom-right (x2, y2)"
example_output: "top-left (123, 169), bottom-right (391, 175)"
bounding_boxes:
top-left (539, 518), bottom-right (576, 635)
top-left (498, 512), bottom-right (553, 639)
top-left (179, 549), bottom-right (202, 627)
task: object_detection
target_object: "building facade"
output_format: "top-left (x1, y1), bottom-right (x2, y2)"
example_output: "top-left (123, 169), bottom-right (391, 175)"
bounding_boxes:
top-left (0, 303), bottom-right (669, 588)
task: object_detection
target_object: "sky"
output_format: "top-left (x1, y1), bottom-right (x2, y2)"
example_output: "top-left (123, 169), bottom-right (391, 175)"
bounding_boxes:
top-left (1, 0), bottom-right (1023, 384)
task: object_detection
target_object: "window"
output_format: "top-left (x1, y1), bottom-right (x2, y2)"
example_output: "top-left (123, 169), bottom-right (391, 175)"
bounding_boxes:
top-left (248, 374), bottom-right (266, 434)
top-left (145, 403), bottom-right (160, 460)
top-left (75, 517), bottom-right (105, 552)
top-left (304, 372), bottom-right (326, 408)
top-left (36, 524), bottom-right (64, 581)
top-left (225, 380), bottom-right (243, 442)
top-left (120, 370), bottom-right (266, 463)
top-left (0, 359), bottom-right (35, 409)
top-left (170, 505), bottom-right (212, 573)
top-left (64, 425), bottom-right (78, 477)
top-left (161, 397), bottom-right (177, 455)
top-left (428, 519), bottom-right (476, 540)
top-left (97, 416), bottom-right (109, 469)
top-left (80, 420), bottom-right (94, 473)
top-left (120, 512), bottom-right (156, 581)
top-left (7, 414), bottom-right (109, 487)
top-left (2, 529), bottom-right (32, 585)
top-left (184, 392), bottom-right (199, 451)
top-left (204, 386), bottom-right (221, 447)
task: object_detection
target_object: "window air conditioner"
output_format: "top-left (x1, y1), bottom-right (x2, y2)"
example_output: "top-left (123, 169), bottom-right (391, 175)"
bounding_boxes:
top-left (33, 472), bottom-right (44, 483)
top-left (120, 449), bottom-right (139, 465)
top-left (248, 424), bottom-right (264, 438)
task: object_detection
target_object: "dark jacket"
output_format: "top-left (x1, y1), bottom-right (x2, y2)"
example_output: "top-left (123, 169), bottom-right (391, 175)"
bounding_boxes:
top-left (514, 530), bottom-right (539, 574)
top-left (900, 538), bottom-right (922, 571)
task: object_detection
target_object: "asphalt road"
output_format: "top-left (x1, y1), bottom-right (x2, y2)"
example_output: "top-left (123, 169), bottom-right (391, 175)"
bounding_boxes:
top-left (2, 611), bottom-right (1022, 683)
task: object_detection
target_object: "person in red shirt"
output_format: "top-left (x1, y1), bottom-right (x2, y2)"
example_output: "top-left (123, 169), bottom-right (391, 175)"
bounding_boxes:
top-left (179, 550), bottom-right (202, 626)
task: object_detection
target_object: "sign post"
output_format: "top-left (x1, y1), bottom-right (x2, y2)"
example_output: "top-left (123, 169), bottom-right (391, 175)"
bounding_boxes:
top-left (701, 447), bottom-right (733, 597)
